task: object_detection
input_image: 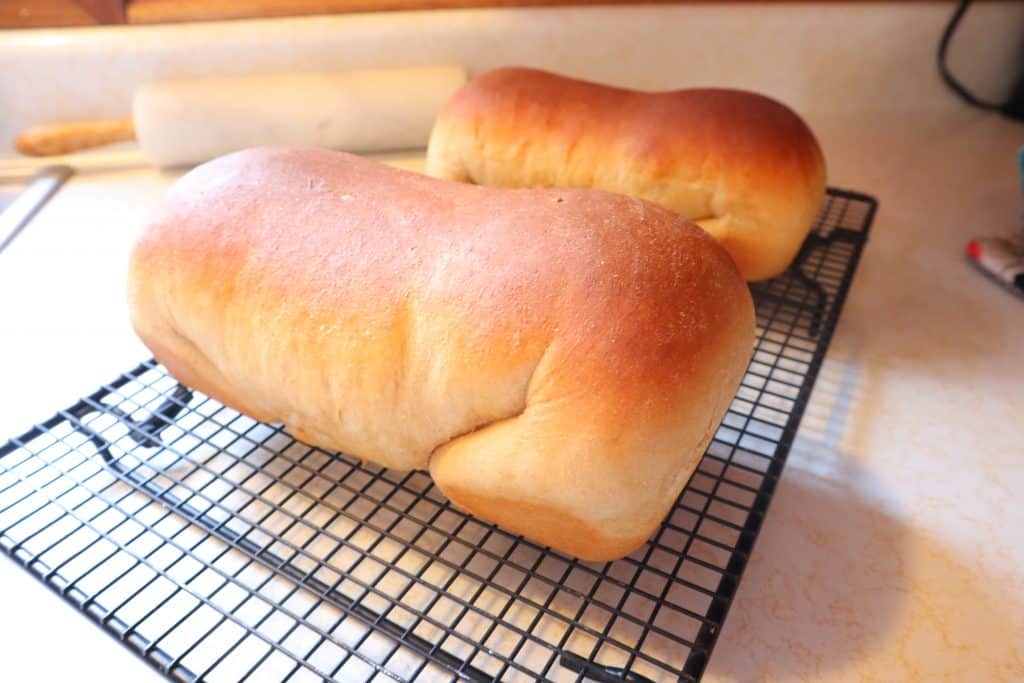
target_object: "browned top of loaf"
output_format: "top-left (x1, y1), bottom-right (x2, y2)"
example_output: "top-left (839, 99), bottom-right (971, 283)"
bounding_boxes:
top-left (442, 67), bottom-right (822, 206)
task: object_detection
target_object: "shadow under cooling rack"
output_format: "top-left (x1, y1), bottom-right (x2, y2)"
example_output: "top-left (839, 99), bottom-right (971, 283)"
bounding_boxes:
top-left (0, 188), bottom-right (876, 683)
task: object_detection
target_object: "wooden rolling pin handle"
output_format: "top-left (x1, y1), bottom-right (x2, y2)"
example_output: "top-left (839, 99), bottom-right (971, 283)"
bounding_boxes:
top-left (14, 118), bottom-right (136, 157)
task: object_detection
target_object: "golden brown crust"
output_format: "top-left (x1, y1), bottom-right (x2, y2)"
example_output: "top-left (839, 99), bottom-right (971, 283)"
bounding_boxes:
top-left (127, 147), bottom-right (754, 561)
top-left (426, 67), bottom-right (827, 281)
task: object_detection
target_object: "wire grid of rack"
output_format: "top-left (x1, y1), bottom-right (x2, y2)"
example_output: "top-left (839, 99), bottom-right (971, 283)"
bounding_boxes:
top-left (0, 188), bottom-right (876, 683)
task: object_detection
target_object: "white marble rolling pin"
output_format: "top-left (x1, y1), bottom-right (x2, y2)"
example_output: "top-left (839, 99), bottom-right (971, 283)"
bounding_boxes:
top-left (13, 65), bottom-right (467, 167)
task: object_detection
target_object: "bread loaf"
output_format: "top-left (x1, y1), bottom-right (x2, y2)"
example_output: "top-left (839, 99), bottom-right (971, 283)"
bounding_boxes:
top-left (127, 148), bottom-right (755, 561)
top-left (427, 67), bottom-right (826, 281)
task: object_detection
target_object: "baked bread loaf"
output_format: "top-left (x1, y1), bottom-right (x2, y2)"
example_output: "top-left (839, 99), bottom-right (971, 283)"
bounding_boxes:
top-left (426, 67), bottom-right (826, 281)
top-left (128, 147), bottom-right (755, 561)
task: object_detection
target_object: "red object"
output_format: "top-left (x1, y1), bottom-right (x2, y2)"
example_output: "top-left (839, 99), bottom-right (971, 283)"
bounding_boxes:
top-left (966, 239), bottom-right (983, 261)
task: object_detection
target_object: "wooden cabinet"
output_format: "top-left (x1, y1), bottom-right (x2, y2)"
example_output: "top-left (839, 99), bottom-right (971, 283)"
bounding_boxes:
top-left (4, 0), bottom-right (696, 29)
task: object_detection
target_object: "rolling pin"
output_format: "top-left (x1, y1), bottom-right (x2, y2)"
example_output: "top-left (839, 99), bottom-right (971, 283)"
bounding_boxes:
top-left (14, 66), bottom-right (467, 167)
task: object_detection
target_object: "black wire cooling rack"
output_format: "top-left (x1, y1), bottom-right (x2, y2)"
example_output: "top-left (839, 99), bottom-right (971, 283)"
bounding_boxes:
top-left (0, 188), bottom-right (876, 683)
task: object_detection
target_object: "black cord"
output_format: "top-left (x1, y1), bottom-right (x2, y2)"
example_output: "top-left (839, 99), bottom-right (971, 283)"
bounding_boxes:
top-left (937, 0), bottom-right (1015, 113)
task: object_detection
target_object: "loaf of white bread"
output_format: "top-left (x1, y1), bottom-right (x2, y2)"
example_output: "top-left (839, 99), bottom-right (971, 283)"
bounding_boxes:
top-left (127, 148), bottom-right (755, 561)
top-left (427, 67), bottom-right (826, 281)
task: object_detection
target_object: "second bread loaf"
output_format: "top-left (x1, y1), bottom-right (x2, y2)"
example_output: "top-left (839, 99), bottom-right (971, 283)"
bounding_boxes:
top-left (427, 67), bottom-right (826, 281)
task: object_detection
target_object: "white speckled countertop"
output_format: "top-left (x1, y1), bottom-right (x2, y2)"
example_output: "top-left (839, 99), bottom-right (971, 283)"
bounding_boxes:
top-left (710, 120), bottom-right (1024, 682)
top-left (1, 4), bottom-right (1023, 681)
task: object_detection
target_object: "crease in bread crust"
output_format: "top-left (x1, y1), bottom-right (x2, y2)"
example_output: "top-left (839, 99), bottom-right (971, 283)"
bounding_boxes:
top-left (425, 341), bottom-right (553, 471)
